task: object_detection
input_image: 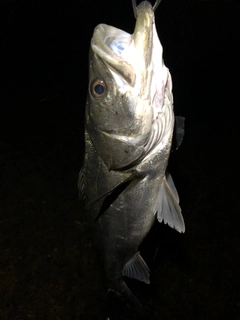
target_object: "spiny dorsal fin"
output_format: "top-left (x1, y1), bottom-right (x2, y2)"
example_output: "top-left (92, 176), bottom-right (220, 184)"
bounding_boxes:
top-left (171, 116), bottom-right (185, 152)
top-left (122, 252), bottom-right (150, 284)
top-left (156, 173), bottom-right (185, 233)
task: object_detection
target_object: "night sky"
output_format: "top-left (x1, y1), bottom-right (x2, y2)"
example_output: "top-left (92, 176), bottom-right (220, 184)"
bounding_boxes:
top-left (1, 1), bottom-right (240, 319)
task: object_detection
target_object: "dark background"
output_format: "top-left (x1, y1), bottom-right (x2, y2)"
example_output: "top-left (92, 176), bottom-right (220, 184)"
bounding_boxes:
top-left (0, 0), bottom-right (240, 319)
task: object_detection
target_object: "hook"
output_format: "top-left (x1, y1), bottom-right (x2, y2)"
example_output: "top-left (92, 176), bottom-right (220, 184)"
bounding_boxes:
top-left (132, 0), bottom-right (162, 19)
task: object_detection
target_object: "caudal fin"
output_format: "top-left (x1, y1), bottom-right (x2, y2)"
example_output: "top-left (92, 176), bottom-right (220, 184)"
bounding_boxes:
top-left (107, 278), bottom-right (143, 311)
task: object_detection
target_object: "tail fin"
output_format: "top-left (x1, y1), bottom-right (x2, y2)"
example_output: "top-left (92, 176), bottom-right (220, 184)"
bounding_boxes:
top-left (107, 278), bottom-right (142, 310)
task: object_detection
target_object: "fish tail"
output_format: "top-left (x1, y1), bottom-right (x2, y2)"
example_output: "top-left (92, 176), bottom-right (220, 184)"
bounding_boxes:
top-left (107, 279), bottom-right (142, 311)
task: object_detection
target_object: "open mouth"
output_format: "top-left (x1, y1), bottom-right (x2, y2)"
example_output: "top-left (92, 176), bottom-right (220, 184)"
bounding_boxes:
top-left (91, 2), bottom-right (155, 87)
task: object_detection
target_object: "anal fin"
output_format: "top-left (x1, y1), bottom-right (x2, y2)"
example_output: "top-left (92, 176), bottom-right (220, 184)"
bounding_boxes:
top-left (156, 173), bottom-right (185, 233)
top-left (122, 252), bottom-right (150, 284)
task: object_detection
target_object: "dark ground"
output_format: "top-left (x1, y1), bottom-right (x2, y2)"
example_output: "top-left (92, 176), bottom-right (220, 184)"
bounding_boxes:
top-left (0, 0), bottom-right (240, 319)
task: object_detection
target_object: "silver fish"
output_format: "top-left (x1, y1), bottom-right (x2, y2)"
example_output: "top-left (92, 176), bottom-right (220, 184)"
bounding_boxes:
top-left (79, 0), bottom-right (185, 304)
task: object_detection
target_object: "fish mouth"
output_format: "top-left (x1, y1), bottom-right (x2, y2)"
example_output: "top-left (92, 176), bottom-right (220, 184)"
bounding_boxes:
top-left (132, 1), bottom-right (154, 74)
top-left (91, 1), bottom-right (155, 87)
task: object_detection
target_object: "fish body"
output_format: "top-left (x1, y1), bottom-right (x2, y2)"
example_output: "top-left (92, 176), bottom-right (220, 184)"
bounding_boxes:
top-left (79, 1), bottom-right (185, 302)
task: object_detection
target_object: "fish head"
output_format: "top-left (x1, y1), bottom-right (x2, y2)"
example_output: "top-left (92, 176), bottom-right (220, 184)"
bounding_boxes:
top-left (86, 1), bottom-right (172, 170)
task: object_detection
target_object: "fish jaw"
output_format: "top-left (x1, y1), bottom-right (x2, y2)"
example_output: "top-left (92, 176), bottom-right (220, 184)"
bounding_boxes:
top-left (87, 1), bottom-right (171, 170)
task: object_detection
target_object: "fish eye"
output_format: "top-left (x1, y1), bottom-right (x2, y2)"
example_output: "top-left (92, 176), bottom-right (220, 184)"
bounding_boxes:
top-left (91, 80), bottom-right (106, 99)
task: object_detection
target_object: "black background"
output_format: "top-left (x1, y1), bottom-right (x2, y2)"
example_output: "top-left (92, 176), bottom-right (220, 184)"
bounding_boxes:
top-left (0, 1), bottom-right (240, 319)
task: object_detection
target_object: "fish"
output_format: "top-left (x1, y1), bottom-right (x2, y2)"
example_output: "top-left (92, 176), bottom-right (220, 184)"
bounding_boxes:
top-left (79, 0), bottom-right (185, 306)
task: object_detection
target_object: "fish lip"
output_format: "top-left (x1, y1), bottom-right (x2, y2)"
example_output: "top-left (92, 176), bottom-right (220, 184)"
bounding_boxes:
top-left (132, 1), bottom-right (155, 87)
top-left (133, 1), bottom-right (154, 55)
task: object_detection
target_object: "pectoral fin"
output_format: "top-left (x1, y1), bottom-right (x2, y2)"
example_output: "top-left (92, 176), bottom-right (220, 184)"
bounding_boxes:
top-left (156, 173), bottom-right (185, 233)
top-left (95, 174), bottom-right (139, 220)
top-left (122, 252), bottom-right (150, 284)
